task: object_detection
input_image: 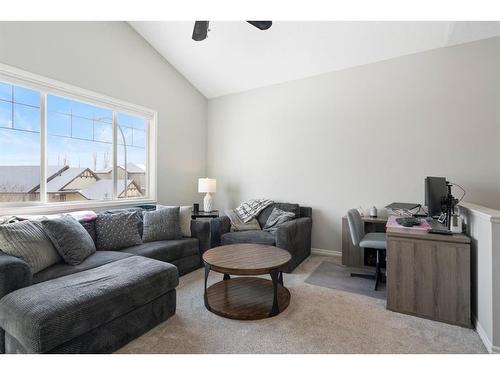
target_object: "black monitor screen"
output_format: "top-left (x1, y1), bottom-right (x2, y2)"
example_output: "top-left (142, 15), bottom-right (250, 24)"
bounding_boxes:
top-left (425, 176), bottom-right (447, 217)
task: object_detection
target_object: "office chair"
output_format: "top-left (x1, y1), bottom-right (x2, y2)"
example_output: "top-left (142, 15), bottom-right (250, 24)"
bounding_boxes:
top-left (346, 209), bottom-right (387, 291)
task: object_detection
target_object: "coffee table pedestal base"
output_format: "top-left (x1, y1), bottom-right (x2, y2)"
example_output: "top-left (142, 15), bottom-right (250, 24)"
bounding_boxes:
top-left (205, 277), bottom-right (291, 320)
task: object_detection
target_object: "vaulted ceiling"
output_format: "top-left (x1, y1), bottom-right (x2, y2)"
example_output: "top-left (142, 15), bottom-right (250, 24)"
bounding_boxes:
top-left (129, 21), bottom-right (500, 98)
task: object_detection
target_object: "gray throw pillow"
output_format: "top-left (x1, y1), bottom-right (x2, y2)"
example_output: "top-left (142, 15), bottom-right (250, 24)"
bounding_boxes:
top-left (41, 215), bottom-right (96, 266)
top-left (79, 219), bottom-right (96, 244)
top-left (142, 207), bottom-right (182, 243)
top-left (263, 207), bottom-right (296, 234)
top-left (0, 220), bottom-right (61, 273)
top-left (157, 205), bottom-right (192, 237)
top-left (103, 207), bottom-right (144, 237)
top-left (95, 212), bottom-right (143, 251)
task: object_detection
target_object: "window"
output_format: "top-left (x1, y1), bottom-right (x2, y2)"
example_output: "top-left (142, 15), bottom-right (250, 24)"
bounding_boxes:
top-left (116, 113), bottom-right (148, 199)
top-left (46, 95), bottom-right (115, 202)
top-left (0, 82), bottom-right (41, 202)
top-left (0, 66), bottom-right (156, 209)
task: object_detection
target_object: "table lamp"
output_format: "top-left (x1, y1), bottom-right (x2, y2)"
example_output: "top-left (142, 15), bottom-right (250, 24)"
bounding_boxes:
top-left (198, 178), bottom-right (216, 212)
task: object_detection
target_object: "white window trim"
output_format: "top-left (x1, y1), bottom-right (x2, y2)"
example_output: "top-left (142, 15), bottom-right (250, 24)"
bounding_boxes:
top-left (0, 62), bottom-right (158, 216)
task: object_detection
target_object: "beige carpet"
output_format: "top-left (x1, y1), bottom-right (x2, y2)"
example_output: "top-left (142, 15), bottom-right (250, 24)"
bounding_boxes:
top-left (117, 255), bottom-right (486, 354)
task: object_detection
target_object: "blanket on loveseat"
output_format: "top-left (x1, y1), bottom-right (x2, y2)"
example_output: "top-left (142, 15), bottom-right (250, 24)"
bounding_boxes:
top-left (234, 199), bottom-right (274, 223)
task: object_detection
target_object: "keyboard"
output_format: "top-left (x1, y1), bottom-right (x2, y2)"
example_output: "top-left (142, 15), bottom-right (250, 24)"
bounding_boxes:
top-left (396, 217), bottom-right (422, 227)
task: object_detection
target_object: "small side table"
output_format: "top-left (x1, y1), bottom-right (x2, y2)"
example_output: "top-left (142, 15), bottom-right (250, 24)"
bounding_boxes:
top-left (191, 210), bottom-right (219, 220)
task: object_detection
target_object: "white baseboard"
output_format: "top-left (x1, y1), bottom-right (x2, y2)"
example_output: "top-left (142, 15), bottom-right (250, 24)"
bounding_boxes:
top-left (475, 319), bottom-right (493, 353)
top-left (311, 248), bottom-right (341, 257)
top-left (474, 317), bottom-right (500, 353)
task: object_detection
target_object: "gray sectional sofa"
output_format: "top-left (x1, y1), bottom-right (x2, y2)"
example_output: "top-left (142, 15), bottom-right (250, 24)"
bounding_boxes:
top-left (0, 207), bottom-right (210, 354)
top-left (210, 203), bottom-right (312, 272)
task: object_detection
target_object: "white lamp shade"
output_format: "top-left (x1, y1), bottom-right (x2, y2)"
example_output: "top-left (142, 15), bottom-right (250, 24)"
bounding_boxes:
top-left (198, 178), bottom-right (216, 193)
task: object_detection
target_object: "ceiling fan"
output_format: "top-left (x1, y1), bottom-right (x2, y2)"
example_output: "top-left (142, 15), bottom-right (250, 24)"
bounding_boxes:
top-left (192, 21), bottom-right (272, 41)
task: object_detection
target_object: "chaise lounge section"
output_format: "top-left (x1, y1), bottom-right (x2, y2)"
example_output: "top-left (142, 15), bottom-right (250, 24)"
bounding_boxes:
top-left (0, 256), bottom-right (178, 354)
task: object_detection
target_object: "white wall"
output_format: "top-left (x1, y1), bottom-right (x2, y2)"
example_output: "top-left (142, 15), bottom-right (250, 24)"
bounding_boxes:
top-left (460, 202), bottom-right (500, 353)
top-left (208, 36), bottom-right (500, 251)
top-left (0, 21), bottom-right (208, 206)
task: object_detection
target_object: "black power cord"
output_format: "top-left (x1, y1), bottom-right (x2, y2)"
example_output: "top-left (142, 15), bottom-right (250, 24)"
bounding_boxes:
top-left (450, 182), bottom-right (466, 203)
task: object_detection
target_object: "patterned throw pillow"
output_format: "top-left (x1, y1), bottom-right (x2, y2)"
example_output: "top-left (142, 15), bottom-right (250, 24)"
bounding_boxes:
top-left (142, 207), bottom-right (182, 243)
top-left (41, 215), bottom-right (96, 266)
top-left (263, 208), bottom-right (296, 234)
top-left (95, 212), bottom-right (143, 251)
top-left (0, 220), bottom-right (61, 273)
top-left (102, 207), bottom-right (145, 237)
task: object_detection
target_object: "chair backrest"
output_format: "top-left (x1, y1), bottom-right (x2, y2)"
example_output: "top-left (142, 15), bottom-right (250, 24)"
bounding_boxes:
top-left (347, 209), bottom-right (365, 246)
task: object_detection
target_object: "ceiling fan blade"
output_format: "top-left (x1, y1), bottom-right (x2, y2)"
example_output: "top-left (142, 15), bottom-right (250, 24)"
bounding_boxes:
top-left (192, 21), bottom-right (209, 41)
top-left (246, 21), bottom-right (272, 30)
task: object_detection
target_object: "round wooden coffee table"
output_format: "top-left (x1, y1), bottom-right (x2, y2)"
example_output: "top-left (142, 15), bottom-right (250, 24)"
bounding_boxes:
top-left (202, 243), bottom-right (292, 320)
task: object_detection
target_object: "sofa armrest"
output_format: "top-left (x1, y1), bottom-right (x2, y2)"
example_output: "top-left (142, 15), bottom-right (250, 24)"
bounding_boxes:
top-left (190, 220), bottom-right (210, 255)
top-left (0, 252), bottom-right (32, 300)
top-left (210, 216), bottom-right (231, 248)
top-left (276, 217), bottom-right (312, 271)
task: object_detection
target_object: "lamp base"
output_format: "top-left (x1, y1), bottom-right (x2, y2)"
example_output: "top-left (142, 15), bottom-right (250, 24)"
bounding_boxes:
top-left (203, 193), bottom-right (213, 212)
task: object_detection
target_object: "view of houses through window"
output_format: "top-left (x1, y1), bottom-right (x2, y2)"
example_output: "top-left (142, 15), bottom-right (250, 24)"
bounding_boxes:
top-left (0, 83), bottom-right (41, 202)
top-left (0, 80), bottom-right (149, 204)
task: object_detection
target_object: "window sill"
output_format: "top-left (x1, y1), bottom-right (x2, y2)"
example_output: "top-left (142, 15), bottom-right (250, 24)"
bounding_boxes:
top-left (0, 199), bottom-right (157, 217)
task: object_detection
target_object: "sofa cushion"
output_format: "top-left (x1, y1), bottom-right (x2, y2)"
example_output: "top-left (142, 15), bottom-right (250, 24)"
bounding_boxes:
top-left (221, 230), bottom-right (276, 246)
top-left (0, 256), bottom-right (178, 353)
top-left (33, 251), bottom-right (133, 284)
top-left (0, 220), bottom-right (61, 274)
top-left (95, 211), bottom-right (142, 251)
top-left (0, 252), bottom-right (32, 300)
top-left (121, 238), bottom-right (199, 263)
top-left (142, 207), bottom-right (182, 243)
top-left (41, 215), bottom-right (96, 265)
top-left (257, 203), bottom-right (300, 228)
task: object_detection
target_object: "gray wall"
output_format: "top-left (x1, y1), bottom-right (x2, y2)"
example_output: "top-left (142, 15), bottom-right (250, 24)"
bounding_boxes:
top-left (0, 21), bottom-right (207, 206)
top-left (208, 36), bottom-right (500, 251)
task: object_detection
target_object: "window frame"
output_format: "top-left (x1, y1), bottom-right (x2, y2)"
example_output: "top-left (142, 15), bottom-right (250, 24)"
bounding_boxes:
top-left (0, 62), bottom-right (158, 215)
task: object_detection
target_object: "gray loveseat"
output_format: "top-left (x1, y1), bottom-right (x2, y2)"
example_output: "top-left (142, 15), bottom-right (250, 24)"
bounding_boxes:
top-left (210, 203), bottom-right (312, 272)
top-left (0, 207), bottom-right (209, 354)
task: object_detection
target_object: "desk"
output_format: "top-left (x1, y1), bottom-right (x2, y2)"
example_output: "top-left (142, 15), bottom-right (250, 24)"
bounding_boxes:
top-left (386, 221), bottom-right (471, 327)
top-left (342, 216), bottom-right (388, 268)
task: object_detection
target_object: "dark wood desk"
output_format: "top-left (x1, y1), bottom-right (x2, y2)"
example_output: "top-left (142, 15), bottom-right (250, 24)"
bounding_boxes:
top-left (342, 215), bottom-right (388, 268)
top-left (386, 222), bottom-right (471, 327)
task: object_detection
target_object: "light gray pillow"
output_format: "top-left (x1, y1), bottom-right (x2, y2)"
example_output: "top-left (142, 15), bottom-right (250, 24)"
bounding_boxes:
top-left (95, 212), bottom-right (143, 251)
top-left (263, 207), bottom-right (296, 234)
top-left (0, 220), bottom-right (61, 273)
top-left (143, 207), bottom-right (182, 243)
top-left (225, 209), bottom-right (261, 232)
top-left (157, 205), bottom-right (192, 237)
top-left (41, 215), bottom-right (96, 266)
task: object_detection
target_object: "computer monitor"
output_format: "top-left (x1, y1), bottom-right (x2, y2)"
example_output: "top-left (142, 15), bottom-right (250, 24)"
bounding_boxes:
top-left (425, 176), bottom-right (448, 217)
